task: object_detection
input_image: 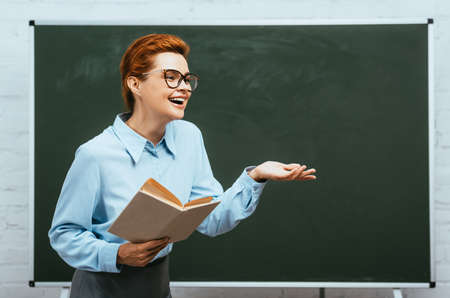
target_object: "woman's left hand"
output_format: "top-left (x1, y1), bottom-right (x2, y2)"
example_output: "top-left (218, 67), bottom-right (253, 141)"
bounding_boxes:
top-left (248, 161), bottom-right (317, 182)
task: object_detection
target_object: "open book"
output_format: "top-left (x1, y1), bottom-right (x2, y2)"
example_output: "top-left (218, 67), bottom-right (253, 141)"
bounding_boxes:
top-left (108, 178), bottom-right (221, 243)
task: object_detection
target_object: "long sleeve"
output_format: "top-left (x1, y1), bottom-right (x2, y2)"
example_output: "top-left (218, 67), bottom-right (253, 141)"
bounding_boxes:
top-left (191, 127), bottom-right (267, 237)
top-left (48, 146), bottom-right (121, 273)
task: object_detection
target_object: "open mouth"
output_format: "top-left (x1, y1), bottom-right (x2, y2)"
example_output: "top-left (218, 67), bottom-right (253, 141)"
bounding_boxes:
top-left (168, 97), bottom-right (186, 106)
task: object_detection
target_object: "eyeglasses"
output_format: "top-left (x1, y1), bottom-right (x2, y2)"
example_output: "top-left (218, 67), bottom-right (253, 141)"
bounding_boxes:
top-left (142, 68), bottom-right (199, 92)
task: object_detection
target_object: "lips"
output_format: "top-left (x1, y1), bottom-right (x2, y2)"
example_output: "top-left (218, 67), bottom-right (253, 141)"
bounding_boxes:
top-left (168, 97), bottom-right (185, 105)
top-left (168, 96), bottom-right (188, 109)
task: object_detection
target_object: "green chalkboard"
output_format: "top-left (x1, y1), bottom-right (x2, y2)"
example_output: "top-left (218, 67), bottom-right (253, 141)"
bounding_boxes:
top-left (33, 23), bottom-right (431, 285)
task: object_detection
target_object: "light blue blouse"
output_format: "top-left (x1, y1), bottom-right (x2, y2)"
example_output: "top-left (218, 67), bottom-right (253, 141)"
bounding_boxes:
top-left (48, 113), bottom-right (267, 273)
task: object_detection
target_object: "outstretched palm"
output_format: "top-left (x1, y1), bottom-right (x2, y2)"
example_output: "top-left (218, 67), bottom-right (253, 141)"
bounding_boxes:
top-left (249, 161), bottom-right (317, 182)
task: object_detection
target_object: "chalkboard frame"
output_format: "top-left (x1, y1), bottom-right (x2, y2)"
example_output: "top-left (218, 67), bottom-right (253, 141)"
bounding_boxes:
top-left (28, 18), bottom-right (435, 289)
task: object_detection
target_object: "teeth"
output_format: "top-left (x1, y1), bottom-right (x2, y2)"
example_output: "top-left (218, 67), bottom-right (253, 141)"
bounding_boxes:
top-left (169, 97), bottom-right (184, 102)
top-left (169, 97), bottom-right (185, 104)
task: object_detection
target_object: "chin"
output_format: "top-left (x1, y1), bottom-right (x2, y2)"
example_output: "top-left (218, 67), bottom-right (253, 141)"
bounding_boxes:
top-left (169, 111), bottom-right (184, 121)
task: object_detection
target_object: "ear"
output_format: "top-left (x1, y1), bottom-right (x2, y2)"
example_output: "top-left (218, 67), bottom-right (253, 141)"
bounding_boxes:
top-left (127, 76), bottom-right (141, 96)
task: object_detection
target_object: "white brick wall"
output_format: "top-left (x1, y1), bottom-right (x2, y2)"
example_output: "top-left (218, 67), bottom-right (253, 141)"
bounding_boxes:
top-left (0, 0), bottom-right (449, 297)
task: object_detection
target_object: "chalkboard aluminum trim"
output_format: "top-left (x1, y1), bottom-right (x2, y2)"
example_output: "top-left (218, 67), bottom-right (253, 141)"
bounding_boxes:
top-left (31, 18), bottom-right (430, 26)
top-left (428, 21), bottom-right (436, 283)
top-left (33, 282), bottom-right (431, 288)
top-left (28, 23), bottom-right (35, 283)
top-left (170, 282), bottom-right (432, 288)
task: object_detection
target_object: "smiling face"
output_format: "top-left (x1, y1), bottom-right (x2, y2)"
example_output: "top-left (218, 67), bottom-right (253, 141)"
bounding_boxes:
top-left (128, 52), bottom-right (192, 123)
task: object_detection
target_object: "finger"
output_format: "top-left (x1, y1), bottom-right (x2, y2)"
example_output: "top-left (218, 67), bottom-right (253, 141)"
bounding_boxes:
top-left (298, 175), bottom-right (317, 181)
top-left (300, 168), bottom-right (316, 177)
top-left (145, 245), bottom-right (165, 258)
top-left (139, 243), bottom-right (168, 260)
top-left (138, 243), bottom-right (167, 257)
top-left (140, 238), bottom-right (169, 249)
top-left (139, 252), bottom-right (158, 267)
top-left (284, 163), bottom-right (301, 171)
top-left (140, 245), bottom-right (167, 265)
top-left (288, 165), bottom-right (306, 180)
top-left (296, 168), bottom-right (315, 180)
top-left (277, 166), bottom-right (299, 180)
top-left (139, 237), bottom-right (169, 250)
top-left (145, 242), bottom-right (169, 254)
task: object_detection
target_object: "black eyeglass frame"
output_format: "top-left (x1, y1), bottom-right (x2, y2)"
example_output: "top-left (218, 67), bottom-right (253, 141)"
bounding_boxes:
top-left (142, 68), bottom-right (200, 91)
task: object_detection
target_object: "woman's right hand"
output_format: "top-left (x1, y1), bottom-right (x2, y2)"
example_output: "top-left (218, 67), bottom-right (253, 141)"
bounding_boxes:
top-left (117, 237), bottom-right (170, 267)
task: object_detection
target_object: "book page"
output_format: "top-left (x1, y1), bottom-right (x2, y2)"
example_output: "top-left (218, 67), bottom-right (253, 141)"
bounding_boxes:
top-left (141, 178), bottom-right (183, 207)
top-left (184, 196), bottom-right (213, 208)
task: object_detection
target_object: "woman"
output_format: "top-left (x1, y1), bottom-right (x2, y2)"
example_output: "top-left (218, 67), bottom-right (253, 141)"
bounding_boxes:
top-left (48, 33), bottom-right (317, 298)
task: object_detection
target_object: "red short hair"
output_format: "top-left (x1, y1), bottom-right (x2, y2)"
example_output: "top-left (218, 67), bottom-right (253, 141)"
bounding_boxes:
top-left (119, 33), bottom-right (190, 113)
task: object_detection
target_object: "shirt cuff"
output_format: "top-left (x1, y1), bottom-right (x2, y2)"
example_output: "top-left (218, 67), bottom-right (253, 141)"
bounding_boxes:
top-left (234, 166), bottom-right (267, 211)
top-left (241, 166), bottom-right (267, 196)
top-left (99, 242), bottom-right (122, 273)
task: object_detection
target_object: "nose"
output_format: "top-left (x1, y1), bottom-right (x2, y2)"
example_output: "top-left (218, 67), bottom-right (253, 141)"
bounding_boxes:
top-left (178, 79), bottom-right (192, 92)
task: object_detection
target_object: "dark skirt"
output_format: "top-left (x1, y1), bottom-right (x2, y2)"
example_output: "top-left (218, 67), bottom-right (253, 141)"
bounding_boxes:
top-left (70, 255), bottom-right (171, 298)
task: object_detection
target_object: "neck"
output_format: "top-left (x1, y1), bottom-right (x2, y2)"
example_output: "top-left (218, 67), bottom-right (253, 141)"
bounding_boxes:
top-left (125, 109), bottom-right (168, 147)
